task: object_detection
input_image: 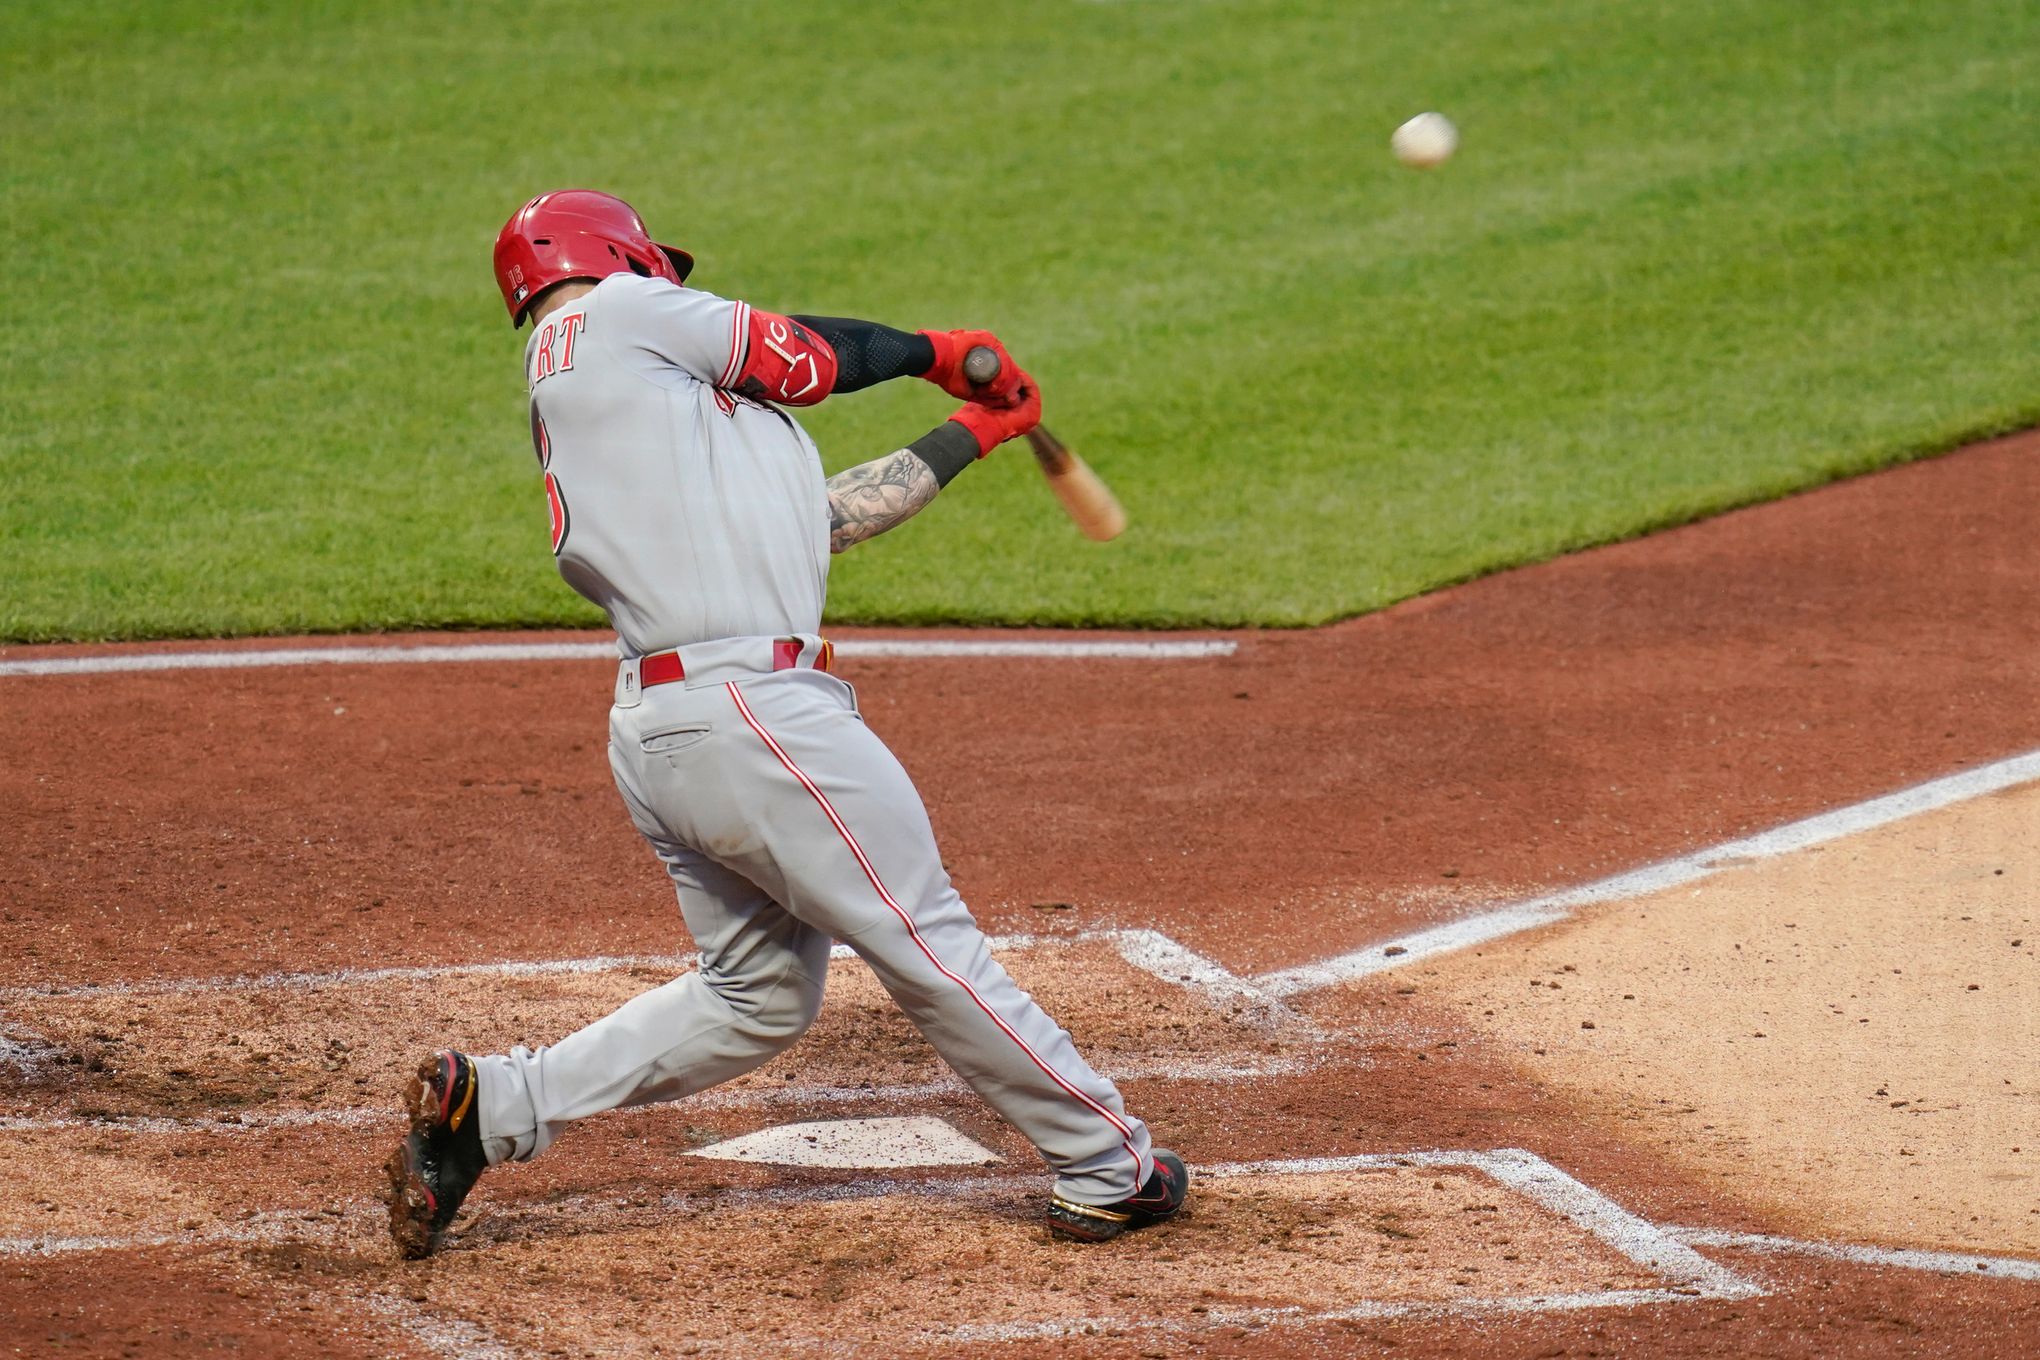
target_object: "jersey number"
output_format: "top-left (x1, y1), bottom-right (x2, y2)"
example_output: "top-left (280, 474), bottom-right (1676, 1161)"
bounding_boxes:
top-left (532, 410), bottom-right (569, 555)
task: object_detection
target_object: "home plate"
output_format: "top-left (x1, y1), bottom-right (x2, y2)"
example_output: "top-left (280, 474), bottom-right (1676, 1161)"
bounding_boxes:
top-left (687, 1116), bottom-right (1003, 1169)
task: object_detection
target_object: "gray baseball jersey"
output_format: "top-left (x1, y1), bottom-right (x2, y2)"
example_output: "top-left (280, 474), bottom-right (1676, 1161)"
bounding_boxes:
top-left (475, 273), bottom-right (1156, 1208)
top-left (523, 272), bottom-right (827, 655)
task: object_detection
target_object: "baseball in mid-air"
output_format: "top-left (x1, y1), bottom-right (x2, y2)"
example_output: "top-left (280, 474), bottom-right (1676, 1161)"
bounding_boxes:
top-left (1391, 111), bottom-right (1459, 169)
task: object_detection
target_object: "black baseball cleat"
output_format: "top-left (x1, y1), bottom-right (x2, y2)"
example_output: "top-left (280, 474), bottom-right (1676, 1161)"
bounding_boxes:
top-left (1045, 1148), bottom-right (1190, 1242)
top-left (383, 1050), bottom-right (489, 1259)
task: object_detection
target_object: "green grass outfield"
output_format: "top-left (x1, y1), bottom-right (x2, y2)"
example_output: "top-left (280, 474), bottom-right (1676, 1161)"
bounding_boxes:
top-left (3, 0), bottom-right (2035, 639)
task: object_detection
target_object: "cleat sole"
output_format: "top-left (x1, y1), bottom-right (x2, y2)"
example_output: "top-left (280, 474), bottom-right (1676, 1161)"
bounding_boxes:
top-left (383, 1139), bottom-right (437, 1260)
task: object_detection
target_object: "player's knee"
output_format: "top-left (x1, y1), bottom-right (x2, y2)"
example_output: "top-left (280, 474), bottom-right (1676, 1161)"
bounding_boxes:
top-left (715, 970), bottom-right (824, 1048)
top-left (751, 976), bottom-right (824, 1048)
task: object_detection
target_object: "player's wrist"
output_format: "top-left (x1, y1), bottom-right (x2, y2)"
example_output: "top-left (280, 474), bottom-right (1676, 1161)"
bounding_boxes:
top-left (945, 405), bottom-right (1006, 459)
top-left (916, 329), bottom-right (955, 380)
top-left (913, 420), bottom-right (984, 484)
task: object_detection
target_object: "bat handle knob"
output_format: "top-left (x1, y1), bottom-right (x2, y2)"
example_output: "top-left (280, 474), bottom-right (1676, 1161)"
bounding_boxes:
top-left (961, 345), bottom-right (1003, 387)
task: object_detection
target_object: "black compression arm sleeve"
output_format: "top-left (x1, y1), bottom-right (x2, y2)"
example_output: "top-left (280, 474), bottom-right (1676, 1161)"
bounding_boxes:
top-left (791, 315), bottom-right (935, 394)
top-left (908, 421), bottom-right (981, 488)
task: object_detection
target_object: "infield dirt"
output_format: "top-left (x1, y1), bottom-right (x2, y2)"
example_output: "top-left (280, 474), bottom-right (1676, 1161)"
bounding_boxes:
top-left (4, 431), bottom-right (2039, 1355)
top-left (1415, 778), bottom-right (2040, 1256)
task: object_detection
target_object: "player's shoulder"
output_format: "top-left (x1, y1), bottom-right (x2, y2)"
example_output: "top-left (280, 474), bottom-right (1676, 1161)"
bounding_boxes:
top-left (592, 273), bottom-right (733, 327)
top-left (597, 273), bottom-right (728, 305)
top-left (588, 271), bottom-right (669, 310)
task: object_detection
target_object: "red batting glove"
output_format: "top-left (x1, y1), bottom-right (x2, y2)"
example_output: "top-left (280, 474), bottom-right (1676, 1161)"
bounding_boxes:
top-left (918, 328), bottom-right (1024, 405)
top-left (947, 374), bottom-right (1042, 457)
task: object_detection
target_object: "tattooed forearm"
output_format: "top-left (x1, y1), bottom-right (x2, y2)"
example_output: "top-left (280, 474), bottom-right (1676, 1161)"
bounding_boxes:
top-left (826, 448), bottom-right (940, 553)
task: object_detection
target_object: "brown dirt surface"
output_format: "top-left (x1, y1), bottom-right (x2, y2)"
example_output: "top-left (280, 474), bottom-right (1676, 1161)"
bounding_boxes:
top-left (0, 939), bottom-right (1320, 1122)
top-left (5, 431), bottom-right (2040, 1355)
top-left (376, 1167), bottom-right (1663, 1356)
top-left (1413, 778), bottom-right (2040, 1256)
top-left (0, 1245), bottom-right (431, 1358)
top-left (3, 434), bottom-right (2038, 991)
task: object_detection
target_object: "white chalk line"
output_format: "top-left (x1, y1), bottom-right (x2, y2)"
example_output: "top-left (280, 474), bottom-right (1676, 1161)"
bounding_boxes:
top-left (0, 1149), bottom-right (1768, 1344)
top-left (1472, 1149), bottom-right (1757, 1299)
top-left (0, 1107), bottom-right (391, 1136)
top-left (364, 1294), bottom-right (532, 1360)
top-left (1111, 927), bottom-right (1309, 1027)
top-left (948, 1289), bottom-right (1717, 1344)
top-left (0, 637), bottom-right (1237, 678)
top-left (13, 1152), bottom-right (2024, 1306)
top-left (1667, 1227), bottom-right (2040, 1282)
top-left (0, 1053), bottom-right (1322, 1138)
top-left (0, 1033), bottom-right (63, 1078)
top-left (1197, 1150), bottom-right (1755, 1302)
top-left (1256, 745), bottom-right (2040, 996)
top-left (0, 1208), bottom-right (362, 1260)
top-left (1, 928), bottom-right (1289, 1008)
top-left (0, 927), bottom-right (1316, 1134)
top-left (0, 952), bottom-right (705, 1002)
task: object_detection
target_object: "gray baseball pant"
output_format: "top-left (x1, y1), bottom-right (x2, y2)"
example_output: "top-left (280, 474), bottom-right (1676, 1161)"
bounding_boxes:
top-left (474, 648), bottom-right (1152, 1206)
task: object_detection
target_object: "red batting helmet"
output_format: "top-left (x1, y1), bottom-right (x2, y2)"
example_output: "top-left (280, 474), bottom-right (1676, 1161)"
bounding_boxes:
top-left (492, 190), bottom-right (695, 326)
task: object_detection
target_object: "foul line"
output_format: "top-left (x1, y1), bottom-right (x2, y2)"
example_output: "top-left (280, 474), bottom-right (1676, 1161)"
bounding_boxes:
top-left (1257, 746), bottom-right (2040, 996)
top-left (0, 637), bottom-right (1236, 678)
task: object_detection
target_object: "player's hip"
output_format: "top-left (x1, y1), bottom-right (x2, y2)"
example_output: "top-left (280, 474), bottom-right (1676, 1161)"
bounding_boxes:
top-left (608, 639), bottom-right (861, 778)
top-left (615, 632), bottom-right (837, 698)
top-left (606, 660), bottom-right (881, 867)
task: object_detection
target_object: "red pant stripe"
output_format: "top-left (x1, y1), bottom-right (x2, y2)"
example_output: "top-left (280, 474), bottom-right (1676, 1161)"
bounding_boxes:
top-left (725, 682), bottom-right (1141, 1168)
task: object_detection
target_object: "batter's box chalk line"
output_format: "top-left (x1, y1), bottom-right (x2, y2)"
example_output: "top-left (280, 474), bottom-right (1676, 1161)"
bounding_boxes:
top-left (0, 928), bottom-right (1322, 1137)
top-left (6, 1145), bottom-right (2026, 1310)
top-left (365, 1294), bottom-right (530, 1360)
top-left (391, 1149), bottom-right (1764, 1351)
top-left (938, 1150), bottom-right (1765, 1345)
top-left (0, 1046), bottom-right (1321, 1139)
top-left (1, 927), bottom-right (1283, 1009)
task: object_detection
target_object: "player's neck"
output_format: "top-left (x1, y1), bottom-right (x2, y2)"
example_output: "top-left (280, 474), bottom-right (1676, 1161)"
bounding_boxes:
top-left (529, 281), bottom-right (597, 330)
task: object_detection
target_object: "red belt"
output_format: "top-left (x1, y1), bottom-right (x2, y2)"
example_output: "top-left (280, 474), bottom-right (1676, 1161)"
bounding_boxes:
top-left (639, 637), bottom-right (836, 689)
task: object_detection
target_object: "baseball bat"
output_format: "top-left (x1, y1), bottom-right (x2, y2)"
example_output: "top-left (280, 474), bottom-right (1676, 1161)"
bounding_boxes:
top-left (962, 346), bottom-right (1127, 542)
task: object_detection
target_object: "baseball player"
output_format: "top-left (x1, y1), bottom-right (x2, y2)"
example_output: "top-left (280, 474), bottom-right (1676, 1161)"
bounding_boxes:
top-left (383, 190), bottom-right (1187, 1257)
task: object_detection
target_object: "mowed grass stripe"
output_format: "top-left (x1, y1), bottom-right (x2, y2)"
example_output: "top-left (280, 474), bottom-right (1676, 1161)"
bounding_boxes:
top-left (2, 0), bottom-right (2035, 638)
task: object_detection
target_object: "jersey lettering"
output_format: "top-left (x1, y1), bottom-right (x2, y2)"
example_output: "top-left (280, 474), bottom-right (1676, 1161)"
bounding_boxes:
top-left (557, 312), bottom-right (585, 369)
top-left (529, 312), bottom-right (586, 389)
top-left (532, 322), bottom-right (558, 382)
top-left (522, 275), bottom-right (831, 654)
